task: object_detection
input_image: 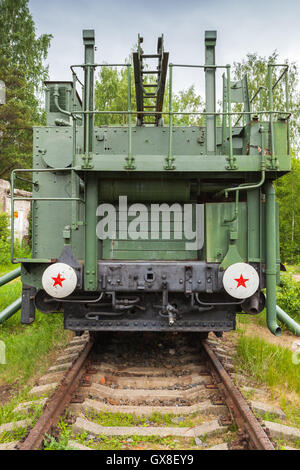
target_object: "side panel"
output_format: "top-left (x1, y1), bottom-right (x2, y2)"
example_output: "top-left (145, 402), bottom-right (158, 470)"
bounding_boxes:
top-left (205, 202), bottom-right (247, 262)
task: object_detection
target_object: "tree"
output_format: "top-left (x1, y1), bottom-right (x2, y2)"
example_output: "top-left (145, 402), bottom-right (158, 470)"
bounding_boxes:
top-left (0, 0), bottom-right (52, 180)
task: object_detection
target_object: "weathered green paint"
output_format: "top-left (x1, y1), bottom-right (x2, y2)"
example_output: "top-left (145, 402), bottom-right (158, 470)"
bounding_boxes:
top-left (205, 202), bottom-right (247, 263)
top-left (247, 189), bottom-right (261, 262)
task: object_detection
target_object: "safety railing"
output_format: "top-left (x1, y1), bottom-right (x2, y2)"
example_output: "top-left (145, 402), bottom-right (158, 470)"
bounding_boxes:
top-left (69, 61), bottom-right (291, 172)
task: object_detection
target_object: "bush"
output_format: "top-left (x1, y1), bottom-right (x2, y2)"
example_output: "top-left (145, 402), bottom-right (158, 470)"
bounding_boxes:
top-left (277, 274), bottom-right (300, 324)
top-left (0, 213), bottom-right (11, 264)
top-left (0, 238), bottom-right (10, 264)
top-left (0, 212), bottom-right (31, 264)
top-left (0, 212), bottom-right (9, 240)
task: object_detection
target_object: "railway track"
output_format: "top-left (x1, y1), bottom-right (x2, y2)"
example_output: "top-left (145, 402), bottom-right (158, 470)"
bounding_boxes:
top-left (12, 331), bottom-right (278, 451)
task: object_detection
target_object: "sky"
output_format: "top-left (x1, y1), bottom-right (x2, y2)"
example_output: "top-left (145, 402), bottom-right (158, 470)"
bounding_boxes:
top-left (29, 0), bottom-right (300, 97)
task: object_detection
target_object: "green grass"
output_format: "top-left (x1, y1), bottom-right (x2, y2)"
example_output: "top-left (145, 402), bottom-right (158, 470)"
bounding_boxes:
top-left (0, 263), bottom-right (70, 390)
top-left (235, 333), bottom-right (300, 429)
top-left (236, 334), bottom-right (300, 393)
top-left (285, 265), bottom-right (300, 275)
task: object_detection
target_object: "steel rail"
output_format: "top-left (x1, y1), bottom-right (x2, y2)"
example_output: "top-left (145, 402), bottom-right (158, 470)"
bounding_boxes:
top-left (202, 340), bottom-right (275, 450)
top-left (18, 337), bottom-right (94, 450)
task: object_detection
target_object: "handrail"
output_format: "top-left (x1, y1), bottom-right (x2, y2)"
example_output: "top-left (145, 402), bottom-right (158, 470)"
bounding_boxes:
top-left (10, 168), bottom-right (85, 264)
top-left (0, 267), bottom-right (22, 324)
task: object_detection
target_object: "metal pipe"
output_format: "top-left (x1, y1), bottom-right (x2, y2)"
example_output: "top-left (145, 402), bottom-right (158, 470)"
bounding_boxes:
top-left (276, 304), bottom-right (300, 336)
top-left (265, 182), bottom-right (281, 336)
top-left (0, 297), bottom-right (22, 324)
top-left (226, 65), bottom-right (234, 169)
top-left (53, 85), bottom-right (82, 121)
top-left (285, 69), bottom-right (290, 155)
top-left (0, 267), bottom-right (21, 287)
top-left (215, 125), bottom-right (266, 199)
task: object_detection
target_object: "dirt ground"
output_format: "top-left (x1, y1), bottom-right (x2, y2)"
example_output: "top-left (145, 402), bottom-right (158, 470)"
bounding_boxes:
top-left (237, 322), bottom-right (299, 351)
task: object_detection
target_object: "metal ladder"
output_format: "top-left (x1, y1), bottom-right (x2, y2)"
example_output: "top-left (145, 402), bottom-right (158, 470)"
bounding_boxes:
top-left (133, 34), bottom-right (169, 126)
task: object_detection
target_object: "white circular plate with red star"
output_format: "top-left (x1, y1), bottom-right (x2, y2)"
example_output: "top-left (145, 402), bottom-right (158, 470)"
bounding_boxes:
top-left (222, 262), bottom-right (259, 299)
top-left (42, 263), bottom-right (77, 299)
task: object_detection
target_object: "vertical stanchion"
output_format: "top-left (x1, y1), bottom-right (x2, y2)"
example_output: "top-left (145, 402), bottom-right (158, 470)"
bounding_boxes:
top-left (285, 69), bottom-right (290, 156)
top-left (125, 64), bottom-right (135, 169)
top-left (226, 65), bottom-right (235, 169)
top-left (165, 63), bottom-right (175, 170)
top-left (268, 64), bottom-right (276, 168)
top-left (265, 182), bottom-right (281, 336)
top-left (83, 30), bottom-right (98, 291)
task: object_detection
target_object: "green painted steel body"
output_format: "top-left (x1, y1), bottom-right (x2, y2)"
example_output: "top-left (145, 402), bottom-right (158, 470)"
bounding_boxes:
top-left (11, 30), bottom-right (293, 335)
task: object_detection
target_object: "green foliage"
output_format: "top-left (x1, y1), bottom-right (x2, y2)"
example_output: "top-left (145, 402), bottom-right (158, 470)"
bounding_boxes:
top-left (277, 274), bottom-right (300, 324)
top-left (163, 85), bottom-right (204, 126)
top-left (0, 213), bottom-right (10, 264)
top-left (0, 212), bottom-right (9, 240)
top-left (94, 64), bottom-right (204, 127)
top-left (95, 65), bottom-right (134, 126)
top-left (0, 0), bottom-right (52, 180)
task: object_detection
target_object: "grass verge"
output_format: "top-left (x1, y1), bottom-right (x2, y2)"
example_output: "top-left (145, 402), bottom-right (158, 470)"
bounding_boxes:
top-left (0, 263), bottom-right (71, 425)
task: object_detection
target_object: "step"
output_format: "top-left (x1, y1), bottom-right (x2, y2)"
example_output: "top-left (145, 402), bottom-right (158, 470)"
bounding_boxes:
top-left (73, 417), bottom-right (226, 438)
top-left (79, 382), bottom-right (211, 403)
top-left (264, 420), bottom-right (300, 442)
top-left (90, 362), bottom-right (207, 377)
top-left (70, 398), bottom-right (228, 417)
top-left (88, 372), bottom-right (211, 389)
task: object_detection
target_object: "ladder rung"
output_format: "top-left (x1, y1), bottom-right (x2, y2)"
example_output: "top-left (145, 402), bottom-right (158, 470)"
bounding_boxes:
top-left (144, 93), bottom-right (156, 97)
top-left (144, 106), bottom-right (156, 108)
top-left (143, 84), bottom-right (157, 87)
top-left (141, 54), bottom-right (160, 58)
top-left (142, 70), bottom-right (160, 74)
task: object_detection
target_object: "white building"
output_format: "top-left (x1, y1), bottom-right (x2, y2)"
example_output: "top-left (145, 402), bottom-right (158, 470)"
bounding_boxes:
top-left (0, 179), bottom-right (31, 241)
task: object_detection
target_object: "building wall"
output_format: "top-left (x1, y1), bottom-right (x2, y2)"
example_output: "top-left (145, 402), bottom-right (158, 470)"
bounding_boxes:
top-left (0, 179), bottom-right (31, 241)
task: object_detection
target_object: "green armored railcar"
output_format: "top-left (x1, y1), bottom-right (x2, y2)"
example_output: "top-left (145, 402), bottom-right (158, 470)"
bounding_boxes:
top-left (12, 30), bottom-right (290, 336)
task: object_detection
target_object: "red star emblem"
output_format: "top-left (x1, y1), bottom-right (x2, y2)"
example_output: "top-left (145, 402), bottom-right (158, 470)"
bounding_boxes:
top-left (234, 274), bottom-right (249, 288)
top-left (52, 273), bottom-right (66, 287)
